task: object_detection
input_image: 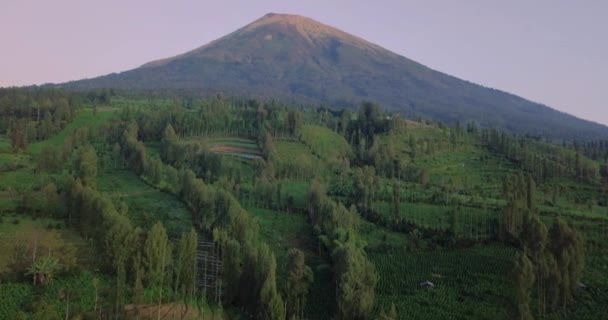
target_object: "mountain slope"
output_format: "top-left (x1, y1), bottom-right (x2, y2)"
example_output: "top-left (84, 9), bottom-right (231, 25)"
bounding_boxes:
top-left (61, 13), bottom-right (608, 140)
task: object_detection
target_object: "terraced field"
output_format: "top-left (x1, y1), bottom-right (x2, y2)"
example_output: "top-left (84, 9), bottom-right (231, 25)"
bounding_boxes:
top-left (180, 136), bottom-right (263, 160)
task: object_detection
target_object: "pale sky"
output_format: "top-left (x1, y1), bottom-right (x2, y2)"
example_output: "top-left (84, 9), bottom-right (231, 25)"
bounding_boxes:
top-left (1, 0), bottom-right (606, 125)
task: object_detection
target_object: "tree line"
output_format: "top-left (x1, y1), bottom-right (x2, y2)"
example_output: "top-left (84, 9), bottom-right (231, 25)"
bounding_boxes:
top-left (0, 88), bottom-right (79, 150)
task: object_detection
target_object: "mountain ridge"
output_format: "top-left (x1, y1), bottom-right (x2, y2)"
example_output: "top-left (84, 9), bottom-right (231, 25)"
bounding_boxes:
top-left (59, 13), bottom-right (608, 140)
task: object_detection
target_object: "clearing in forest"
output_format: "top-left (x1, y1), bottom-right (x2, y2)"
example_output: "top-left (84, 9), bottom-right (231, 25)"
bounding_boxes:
top-left (183, 137), bottom-right (263, 160)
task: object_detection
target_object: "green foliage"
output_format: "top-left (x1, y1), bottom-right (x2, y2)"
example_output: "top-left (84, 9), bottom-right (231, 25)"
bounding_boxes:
top-left (144, 222), bottom-right (172, 288)
top-left (26, 255), bottom-right (61, 286)
top-left (75, 145), bottom-right (98, 188)
top-left (513, 252), bottom-right (535, 320)
top-left (334, 240), bottom-right (378, 319)
top-left (0, 283), bottom-right (34, 319)
top-left (285, 248), bottom-right (314, 320)
top-left (175, 228), bottom-right (198, 297)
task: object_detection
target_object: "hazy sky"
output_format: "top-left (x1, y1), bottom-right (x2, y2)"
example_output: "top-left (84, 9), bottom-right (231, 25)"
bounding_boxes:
top-left (1, 0), bottom-right (606, 125)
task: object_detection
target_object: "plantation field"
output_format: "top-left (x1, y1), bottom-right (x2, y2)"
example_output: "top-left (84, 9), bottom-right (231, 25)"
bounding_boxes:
top-left (416, 149), bottom-right (517, 198)
top-left (360, 218), bottom-right (412, 249)
top-left (97, 170), bottom-right (192, 236)
top-left (208, 137), bottom-right (262, 159)
top-left (368, 244), bottom-right (516, 320)
top-left (374, 201), bottom-right (497, 236)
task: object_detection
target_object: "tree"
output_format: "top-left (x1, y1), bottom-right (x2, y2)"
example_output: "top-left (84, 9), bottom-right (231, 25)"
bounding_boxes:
top-left (175, 228), bottom-right (197, 298)
top-left (513, 252), bottom-right (535, 320)
top-left (144, 222), bottom-right (172, 288)
top-left (75, 145), bottom-right (98, 188)
top-left (391, 179), bottom-right (401, 223)
top-left (548, 219), bottom-right (585, 308)
top-left (161, 124), bottom-right (179, 164)
top-left (334, 242), bottom-right (377, 320)
top-left (223, 239), bottom-right (243, 304)
top-left (9, 119), bottom-right (28, 150)
top-left (143, 222), bottom-right (172, 320)
top-left (132, 253), bottom-right (145, 317)
top-left (287, 110), bottom-right (302, 137)
top-left (257, 244), bottom-right (285, 320)
top-left (42, 183), bottom-right (61, 218)
top-left (600, 164), bottom-right (608, 186)
top-left (26, 255), bottom-right (61, 286)
top-left (285, 249), bottom-right (314, 320)
top-left (419, 168), bottom-right (430, 187)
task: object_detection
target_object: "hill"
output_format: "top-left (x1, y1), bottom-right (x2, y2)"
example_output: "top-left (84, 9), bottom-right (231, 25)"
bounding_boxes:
top-left (59, 13), bottom-right (608, 140)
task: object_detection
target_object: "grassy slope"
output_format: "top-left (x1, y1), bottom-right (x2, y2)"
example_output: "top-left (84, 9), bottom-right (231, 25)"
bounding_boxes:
top-left (97, 169), bottom-right (192, 237)
top-left (28, 108), bottom-right (115, 155)
top-left (301, 124), bottom-right (352, 160)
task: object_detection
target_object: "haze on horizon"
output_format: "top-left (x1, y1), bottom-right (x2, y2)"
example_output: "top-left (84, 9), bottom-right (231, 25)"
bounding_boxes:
top-left (1, 0), bottom-right (606, 126)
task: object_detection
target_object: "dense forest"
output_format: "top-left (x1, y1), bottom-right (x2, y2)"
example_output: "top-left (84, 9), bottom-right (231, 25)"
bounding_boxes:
top-left (0, 88), bottom-right (607, 319)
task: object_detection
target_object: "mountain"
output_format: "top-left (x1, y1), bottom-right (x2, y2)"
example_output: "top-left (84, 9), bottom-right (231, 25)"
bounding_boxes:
top-left (60, 13), bottom-right (608, 140)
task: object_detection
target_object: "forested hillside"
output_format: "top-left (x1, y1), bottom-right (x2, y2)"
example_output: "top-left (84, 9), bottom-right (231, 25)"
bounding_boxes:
top-left (0, 89), bottom-right (607, 319)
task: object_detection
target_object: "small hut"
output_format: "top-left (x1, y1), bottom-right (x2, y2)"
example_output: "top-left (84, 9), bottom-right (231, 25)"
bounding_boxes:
top-left (419, 281), bottom-right (435, 289)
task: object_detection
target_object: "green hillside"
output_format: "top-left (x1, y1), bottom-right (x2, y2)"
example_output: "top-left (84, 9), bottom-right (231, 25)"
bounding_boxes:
top-left (0, 90), bottom-right (607, 319)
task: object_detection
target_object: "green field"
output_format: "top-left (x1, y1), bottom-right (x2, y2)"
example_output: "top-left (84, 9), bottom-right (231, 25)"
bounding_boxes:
top-left (279, 180), bottom-right (310, 208)
top-left (97, 169), bottom-right (192, 236)
top-left (28, 108), bottom-right (116, 155)
top-left (301, 124), bottom-right (352, 160)
top-left (374, 201), bottom-right (496, 236)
